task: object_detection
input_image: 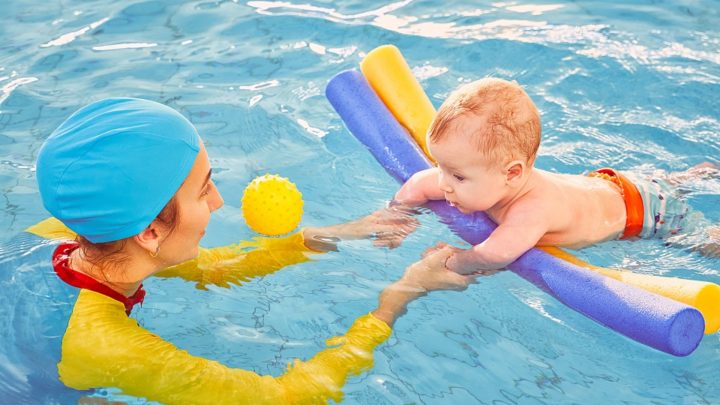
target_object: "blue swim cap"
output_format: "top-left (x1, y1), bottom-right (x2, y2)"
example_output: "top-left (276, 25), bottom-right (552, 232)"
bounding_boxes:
top-left (36, 98), bottom-right (201, 243)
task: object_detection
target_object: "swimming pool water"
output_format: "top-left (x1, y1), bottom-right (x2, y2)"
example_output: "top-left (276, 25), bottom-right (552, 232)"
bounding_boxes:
top-left (1, 0), bottom-right (719, 403)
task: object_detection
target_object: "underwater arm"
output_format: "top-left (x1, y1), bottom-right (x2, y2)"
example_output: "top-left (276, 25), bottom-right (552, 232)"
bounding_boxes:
top-left (155, 231), bottom-right (325, 289)
top-left (23, 217), bottom-right (319, 290)
top-left (157, 207), bottom-right (417, 288)
top-left (303, 207), bottom-right (419, 249)
top-left (58, 246), bottom-right (473, 405)
top-left (59, 294), bottom-right (392, 404)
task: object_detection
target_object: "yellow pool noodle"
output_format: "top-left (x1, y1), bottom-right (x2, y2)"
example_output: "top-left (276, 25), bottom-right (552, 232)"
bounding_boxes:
top-left (360, 45), bottom-right (437, 161)
top-left (542, 247), bottom-right (720, 334)
top-left (360, 44), bottom-right (720, 334)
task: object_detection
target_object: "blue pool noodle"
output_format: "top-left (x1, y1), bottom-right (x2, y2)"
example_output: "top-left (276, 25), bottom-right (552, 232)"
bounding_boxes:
top-left (325, 69), bottom-right (704, 356)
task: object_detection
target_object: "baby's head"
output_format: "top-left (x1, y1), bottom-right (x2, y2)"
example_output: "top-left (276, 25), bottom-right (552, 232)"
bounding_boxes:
top-left (427, 78), bottom-right (541, 213)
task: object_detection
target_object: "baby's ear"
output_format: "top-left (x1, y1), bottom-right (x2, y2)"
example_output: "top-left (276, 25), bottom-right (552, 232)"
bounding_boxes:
top-left (504, 160), bottom-right (525, 184)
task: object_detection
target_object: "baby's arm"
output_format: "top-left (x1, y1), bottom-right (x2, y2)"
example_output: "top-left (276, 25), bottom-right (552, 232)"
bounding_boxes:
top-left (446, 207), bottom-right (548, 275)
top-left (394, 167), bottom-right (446, 206)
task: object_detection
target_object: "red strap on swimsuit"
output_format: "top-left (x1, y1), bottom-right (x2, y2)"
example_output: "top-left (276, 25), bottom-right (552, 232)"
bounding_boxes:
top-left (591, 168), bottom-right (644, 239)
top-left (52, 241), bottom-right (145, 315)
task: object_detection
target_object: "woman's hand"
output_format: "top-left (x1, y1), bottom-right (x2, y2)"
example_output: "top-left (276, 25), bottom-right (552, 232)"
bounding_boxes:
top-left (371, 247), bottom-right (476, 326)
top-left (303, 205), bottom-right (419, 250)
top-left (400, 246), bottom-right (475, 292)
top-left (422, 242), bottom-right (505, 277)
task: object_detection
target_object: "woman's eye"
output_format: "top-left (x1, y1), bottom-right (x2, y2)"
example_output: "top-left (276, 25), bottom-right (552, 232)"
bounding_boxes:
top-left (201, 182), bottom-right (211, 196)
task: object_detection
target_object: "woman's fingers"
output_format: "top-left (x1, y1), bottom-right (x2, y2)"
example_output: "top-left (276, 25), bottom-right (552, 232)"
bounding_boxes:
top-left (421, 241), bottom-right (450, 258)
top-left (370, 217), bottom-right (420, 249)
top-left (420, 242), bottom-right (450, 258)
top-left (443, 271), bottom-right (474, 290)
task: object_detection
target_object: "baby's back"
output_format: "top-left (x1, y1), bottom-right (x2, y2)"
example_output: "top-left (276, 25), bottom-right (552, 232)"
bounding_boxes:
top-left (529, 170), bottom-right (627, 248)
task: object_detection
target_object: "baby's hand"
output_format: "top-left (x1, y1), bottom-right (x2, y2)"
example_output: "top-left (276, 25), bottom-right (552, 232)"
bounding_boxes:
top-left (421, 241), bottom-right (457, 258)
top-left (394, 183), bottom-right (429, 206)
top-left (445, 248), bottom-right (503, 277)
top-left (394, 168), bottom-right (442, 206)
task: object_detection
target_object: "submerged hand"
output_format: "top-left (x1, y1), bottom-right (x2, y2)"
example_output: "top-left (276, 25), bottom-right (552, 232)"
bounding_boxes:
top-left (341, 205), bottom-right (419, 248)
top-left (303, 205), bottom-right (419, 250)
top-left (372, 246), bottom-right (476, 327)
top-left (370, 203), bottom-right (422, 248)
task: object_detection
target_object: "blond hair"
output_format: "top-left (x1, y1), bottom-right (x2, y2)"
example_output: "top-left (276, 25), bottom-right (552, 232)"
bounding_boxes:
top-left (428, 78), bottom-right (541, 166)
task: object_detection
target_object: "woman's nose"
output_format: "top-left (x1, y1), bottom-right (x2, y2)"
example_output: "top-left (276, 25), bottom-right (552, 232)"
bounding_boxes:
top-left (210, 188), bottom-right (224, 212)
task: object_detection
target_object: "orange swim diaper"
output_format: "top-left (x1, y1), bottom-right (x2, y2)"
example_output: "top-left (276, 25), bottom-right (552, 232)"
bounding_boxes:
top-left (587, 168), bottom-right (644, 239)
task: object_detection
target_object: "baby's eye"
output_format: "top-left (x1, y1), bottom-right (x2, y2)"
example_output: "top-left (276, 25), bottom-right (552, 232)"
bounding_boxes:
top-left (453, 174), bottom-right (465, 182)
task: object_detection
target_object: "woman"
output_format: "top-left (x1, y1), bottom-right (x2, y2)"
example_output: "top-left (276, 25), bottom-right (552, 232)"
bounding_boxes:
top-left (33, 97), bottom-right (474, 404)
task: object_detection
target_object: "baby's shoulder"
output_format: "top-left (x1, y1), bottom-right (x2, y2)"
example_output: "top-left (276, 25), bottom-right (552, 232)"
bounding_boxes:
top-left (504, 186), bottom-right (553, 218)
top-left (513, 171), bottom-right (586, 211)
top-left (537, 170), bottom-right (606, 193)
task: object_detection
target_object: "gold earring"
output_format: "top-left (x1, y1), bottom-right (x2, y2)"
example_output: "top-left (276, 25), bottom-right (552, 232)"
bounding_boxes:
top-left (149, 245), bottom-right (160, 258)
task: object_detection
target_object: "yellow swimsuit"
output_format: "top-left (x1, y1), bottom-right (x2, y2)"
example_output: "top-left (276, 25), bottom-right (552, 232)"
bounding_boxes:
top-left (28, 218), bottom-right (392, 405)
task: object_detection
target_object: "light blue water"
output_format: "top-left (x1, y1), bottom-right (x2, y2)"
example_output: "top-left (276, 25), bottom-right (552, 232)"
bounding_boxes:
top-left (1, 0), bottom-right (719, 403)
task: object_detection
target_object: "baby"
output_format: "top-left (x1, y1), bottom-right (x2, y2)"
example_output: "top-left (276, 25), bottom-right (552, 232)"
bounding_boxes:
top-left (394, 78), bottom-right (718, 274)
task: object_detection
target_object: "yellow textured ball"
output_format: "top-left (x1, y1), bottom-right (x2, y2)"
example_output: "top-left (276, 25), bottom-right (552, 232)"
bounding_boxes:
top-left (241, 174), bottom-right (304, 236)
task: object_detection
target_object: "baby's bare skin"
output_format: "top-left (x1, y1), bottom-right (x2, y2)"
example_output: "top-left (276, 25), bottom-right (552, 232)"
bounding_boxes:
top-left (395, 77), bottom-right (718, 275)
top-left (492, 169), bottom-right (626, 249)
top-left (394, 82), bottom-right (629, 274)
top-left (396, 158), bottom-right (628, 274)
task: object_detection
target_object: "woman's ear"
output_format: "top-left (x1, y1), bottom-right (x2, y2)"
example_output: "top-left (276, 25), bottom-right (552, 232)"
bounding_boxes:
top-left (504, 160), bottom-right (526, 185)
top-left (133, 221), bottom-right (163, 254)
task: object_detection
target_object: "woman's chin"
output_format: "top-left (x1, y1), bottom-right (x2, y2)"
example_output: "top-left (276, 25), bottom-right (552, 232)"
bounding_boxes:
top-left (175, 247), bottom-right (200, 264)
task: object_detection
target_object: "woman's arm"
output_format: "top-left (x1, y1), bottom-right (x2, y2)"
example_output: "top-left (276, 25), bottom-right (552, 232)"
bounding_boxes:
top-left (26, 212), bottom-right (417, 290)
top-left (372, 247), bottom-right (474, 326)
top-left (59, 250), bottom-right (473, 405)
top-left (59, 290), bottom-right (390, 405)
top-left (155, 232), bottom-right (316, 289)
top-left (24, 217), bottom-right (324, 290)
top-left (157, 208), bottom-right (418, 289)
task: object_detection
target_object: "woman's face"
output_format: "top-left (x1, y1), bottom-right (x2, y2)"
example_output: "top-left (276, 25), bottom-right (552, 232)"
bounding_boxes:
top-left (159, 142), bottom-right (224, 264)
